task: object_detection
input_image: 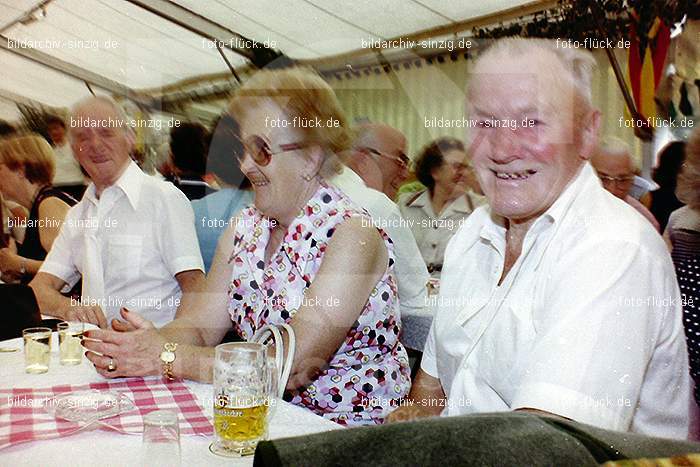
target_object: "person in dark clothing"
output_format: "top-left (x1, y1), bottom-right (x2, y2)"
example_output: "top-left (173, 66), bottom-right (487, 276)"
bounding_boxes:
top-left (0, 134), bottom-right (76, 283)
top-left (666, 128), bottom-right (700, 407)
top-left (167, 122), bottom-right (214, 200)
top-left (650, 141), bottom-right (686, 231)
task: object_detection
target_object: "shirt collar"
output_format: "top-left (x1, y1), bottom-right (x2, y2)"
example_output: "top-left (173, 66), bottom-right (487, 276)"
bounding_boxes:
top-left (113, 160), bottom-right (144, 210)
top-left (451, 191), bottom-right (483, 214)
top-left (81, 160), bottom-right (142, 210)
top-left (407, 190), bottom-right (430, 208)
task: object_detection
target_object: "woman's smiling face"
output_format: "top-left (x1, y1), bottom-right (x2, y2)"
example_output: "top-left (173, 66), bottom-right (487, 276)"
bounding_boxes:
top-left (238, 98), bottom-right (317, 222)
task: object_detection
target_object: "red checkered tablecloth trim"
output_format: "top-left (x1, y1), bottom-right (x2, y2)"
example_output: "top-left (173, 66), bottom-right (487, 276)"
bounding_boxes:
top-left (0, 377), bottom-right (213, 450)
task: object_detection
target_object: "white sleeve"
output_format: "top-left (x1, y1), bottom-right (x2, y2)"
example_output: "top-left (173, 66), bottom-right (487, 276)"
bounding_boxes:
top-left (156, 188), bottom-right (205, 276)
top-left (38, 210), bottom-right (81, 287)
top-left (420, 320), bottom-right (439, 377)
top-left (382, 206), bottom-right (429, 313)
top-left (510, 239), bottom-right (689, 434)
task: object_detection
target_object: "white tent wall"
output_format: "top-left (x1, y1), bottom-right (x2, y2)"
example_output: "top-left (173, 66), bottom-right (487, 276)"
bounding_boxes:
top-left (329, 48), bottom-right (643, 165)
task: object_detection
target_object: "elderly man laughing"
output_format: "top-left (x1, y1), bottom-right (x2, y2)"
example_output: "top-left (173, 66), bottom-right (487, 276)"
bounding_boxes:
top-left (388, 38), bottom-right (689, 439)
top-left (30, 96), bottom-right (205, 331)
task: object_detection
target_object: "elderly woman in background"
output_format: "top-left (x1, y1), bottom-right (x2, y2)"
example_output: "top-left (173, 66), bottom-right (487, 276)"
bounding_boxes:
top-left (82, 68), bottom-right (411, 426)
top-left (398, 137), bottom-right (485, 277)
top-left (666, 128), bottom-right (700, 407)
top-left (0, 135), bottom-right (75, 283)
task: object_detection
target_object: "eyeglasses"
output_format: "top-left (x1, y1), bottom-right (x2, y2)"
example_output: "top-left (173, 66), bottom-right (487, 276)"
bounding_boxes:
top-left (362, 147), bottom-right (410, 169)
top-left (237, 134), bottom-right (308, 167)
top-left (448, 162), bottom-right (473, 171)
top-left (597, 173), bottom-right (634, 185)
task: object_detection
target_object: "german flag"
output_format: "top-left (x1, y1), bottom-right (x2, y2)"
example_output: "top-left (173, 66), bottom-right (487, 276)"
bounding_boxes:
top-left (626, 12), bottom-right (671, 126)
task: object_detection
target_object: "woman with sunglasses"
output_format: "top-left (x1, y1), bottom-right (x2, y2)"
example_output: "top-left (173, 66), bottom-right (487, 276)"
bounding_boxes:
top-left (398, 137), bottom-right (485, 278)
top-left (82, 68), bottom-right (411, 426)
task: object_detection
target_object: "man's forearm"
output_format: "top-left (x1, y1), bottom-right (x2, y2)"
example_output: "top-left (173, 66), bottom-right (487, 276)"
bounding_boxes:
top-left (29, 281), bottom-right (73, 320)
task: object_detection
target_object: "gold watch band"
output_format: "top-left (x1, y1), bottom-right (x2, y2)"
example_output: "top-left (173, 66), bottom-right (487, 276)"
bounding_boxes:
top-left (161, 342), bottom-right (178, 380)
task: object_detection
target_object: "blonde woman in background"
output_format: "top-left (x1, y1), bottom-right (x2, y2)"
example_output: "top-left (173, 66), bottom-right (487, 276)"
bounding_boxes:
top-left (0, 134), bottom-right (76, 283)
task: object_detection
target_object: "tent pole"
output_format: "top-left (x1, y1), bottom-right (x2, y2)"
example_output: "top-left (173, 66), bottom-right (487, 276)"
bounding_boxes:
top-left (216, 45), bottom-right (242, 84)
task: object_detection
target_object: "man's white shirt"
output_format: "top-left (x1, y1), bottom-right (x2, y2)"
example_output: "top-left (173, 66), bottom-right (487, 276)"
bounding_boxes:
top-left (40, 161), bottom-right (204, 327)
top-left (422, 162), bottom-right (690, 439)
top-left (330, 166), bottom-right (429, 315)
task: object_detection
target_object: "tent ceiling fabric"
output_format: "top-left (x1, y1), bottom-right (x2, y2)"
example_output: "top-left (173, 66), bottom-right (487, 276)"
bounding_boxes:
top-left (0, 0), bottom-right (537, 119)
top-left (171, 0), bottom-right (536, 59)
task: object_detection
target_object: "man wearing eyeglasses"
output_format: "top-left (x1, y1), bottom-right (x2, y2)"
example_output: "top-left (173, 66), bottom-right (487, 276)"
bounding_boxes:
top-left (591, 137), bottom-right (660, 231)
top-left (333, 122), bottom-right (430, 333)
top-left (342, 123), bottom-right (410, 200)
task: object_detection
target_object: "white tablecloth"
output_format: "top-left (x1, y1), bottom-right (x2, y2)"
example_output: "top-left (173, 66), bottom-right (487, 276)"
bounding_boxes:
top-left (0, 334), bottom-right (341, 466)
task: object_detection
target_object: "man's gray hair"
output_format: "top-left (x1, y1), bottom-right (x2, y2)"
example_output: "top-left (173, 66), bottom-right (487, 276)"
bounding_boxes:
top-left (471, 38), bottom-right (597, 111)
top-left (69, 95), bottom-right (132, 136)
top-left (599, 136), bottom-right (638, 172)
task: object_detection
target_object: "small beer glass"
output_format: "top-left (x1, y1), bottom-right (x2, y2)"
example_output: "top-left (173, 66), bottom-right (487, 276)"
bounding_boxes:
top-left (58, 321), bottom-right (84, 365)
top-left (22, 327), bottom-right (52, 374)
top-left (141, 410), bottom-right (181, 467)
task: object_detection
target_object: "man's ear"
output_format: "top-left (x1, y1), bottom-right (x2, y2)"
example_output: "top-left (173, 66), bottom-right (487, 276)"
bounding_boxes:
top-left (578, 109), bottom-right (601, 161)
top-left (124, 127), bottom-right (136, 154)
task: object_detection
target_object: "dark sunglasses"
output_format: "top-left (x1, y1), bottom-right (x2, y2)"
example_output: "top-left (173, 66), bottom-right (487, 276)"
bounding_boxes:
top-left (237, 134), bottom-right (308, 167)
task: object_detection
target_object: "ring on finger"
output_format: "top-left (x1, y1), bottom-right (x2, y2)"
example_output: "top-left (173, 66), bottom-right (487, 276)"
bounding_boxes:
top-left (107, 357), bottom-right (117, 372)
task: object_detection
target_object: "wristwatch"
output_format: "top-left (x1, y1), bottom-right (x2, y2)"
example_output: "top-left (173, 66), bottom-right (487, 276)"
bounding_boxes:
top-left (160, 342), bottom-right (178, 380)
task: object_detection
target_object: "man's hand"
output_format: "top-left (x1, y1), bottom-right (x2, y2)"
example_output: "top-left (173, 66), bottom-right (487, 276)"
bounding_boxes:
top-left (111, 307), bottom-right (138, 332)
top-left (63, 304), bottom-right (108, 329)
top-left (386, 405), bottom-right (427, 423)
top-left (82, 308), bottom-right (165, 378)
top-left (386, 369), bottom-right (446, 423)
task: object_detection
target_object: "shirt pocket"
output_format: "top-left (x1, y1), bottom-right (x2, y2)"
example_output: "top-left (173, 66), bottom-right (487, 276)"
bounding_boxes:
top-left (106, 234), bottom-right (143, 281)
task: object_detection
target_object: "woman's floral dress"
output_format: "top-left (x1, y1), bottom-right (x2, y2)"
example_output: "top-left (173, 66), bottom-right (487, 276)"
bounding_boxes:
top-left (227, 180), bottom-right (411, 425)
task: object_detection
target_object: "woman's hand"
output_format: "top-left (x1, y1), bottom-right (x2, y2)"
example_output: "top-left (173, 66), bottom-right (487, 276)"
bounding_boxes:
top-left (82, 308), bottom-right (166, 378)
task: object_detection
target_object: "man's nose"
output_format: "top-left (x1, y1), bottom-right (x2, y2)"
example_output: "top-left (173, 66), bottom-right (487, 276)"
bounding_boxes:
top-left (489, 132), bottom-right (520, 164)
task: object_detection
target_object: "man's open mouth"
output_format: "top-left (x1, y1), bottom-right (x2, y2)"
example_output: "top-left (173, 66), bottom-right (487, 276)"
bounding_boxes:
top-left (492, 169), bottom-right (537, 180)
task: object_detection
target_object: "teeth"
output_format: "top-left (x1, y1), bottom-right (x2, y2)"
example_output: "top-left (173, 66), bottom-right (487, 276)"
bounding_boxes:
top-left (494, 170), bottom-right (536, 180)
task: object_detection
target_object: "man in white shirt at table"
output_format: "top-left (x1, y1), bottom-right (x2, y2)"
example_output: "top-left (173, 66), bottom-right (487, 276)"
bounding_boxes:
top-left (331, 162), bottom-right (430, 322)
top-left (388, 38), bottom-right (690, 439)
top-left (30, 96), bottom-right (205, 329)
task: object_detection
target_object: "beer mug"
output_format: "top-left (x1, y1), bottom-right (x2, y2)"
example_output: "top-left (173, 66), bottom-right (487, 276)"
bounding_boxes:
top-left (210, 342), bottom-right (272, 457)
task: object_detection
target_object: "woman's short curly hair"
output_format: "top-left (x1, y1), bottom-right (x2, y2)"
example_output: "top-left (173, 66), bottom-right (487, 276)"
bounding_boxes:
top-left (228, 67), bottom-right (352, 156)
top-left (677, 127), bottom-right (700, 209)
top-left (414, 137), bottom-right (465, 191)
